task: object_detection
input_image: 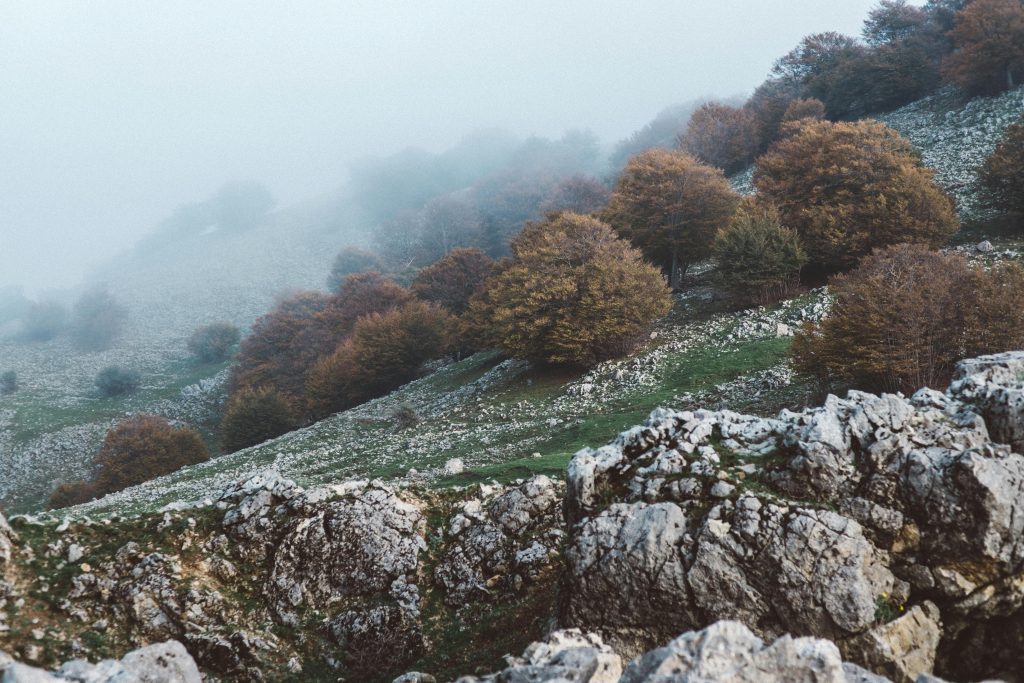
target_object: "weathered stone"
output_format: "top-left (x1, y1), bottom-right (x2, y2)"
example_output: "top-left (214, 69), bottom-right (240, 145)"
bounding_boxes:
top-left (840, 602), bottom-right (942, 683)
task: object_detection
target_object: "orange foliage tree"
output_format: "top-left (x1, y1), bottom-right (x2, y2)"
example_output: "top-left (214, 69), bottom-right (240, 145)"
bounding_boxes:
top-left (754, 119), bottom-right (958, 272)
top-left (792, 244), bottom-right (1024, 393)
top-left (411, 248), bottom-right (497, 314)
top-left (679, 102), bottom-right (761, 174)
top-left (603, 149), bottom-right (740, 285)
top-left (979, 114), bottom-right (1024, 217)
top-left (943, 0), bottom-right (1024, 95)
top-left (465, 212), bottom-right (672, 367)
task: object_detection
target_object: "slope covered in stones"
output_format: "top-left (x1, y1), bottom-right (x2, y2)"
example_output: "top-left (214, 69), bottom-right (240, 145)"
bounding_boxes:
top-left (0, 351), bottom-right (1021, 682)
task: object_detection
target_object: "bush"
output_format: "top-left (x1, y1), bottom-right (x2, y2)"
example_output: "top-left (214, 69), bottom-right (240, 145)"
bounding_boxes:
top-left (187, 322), bottom-right (241, 363)
top-left (465, 212), bottom-right (672, 367)
top-left (306, 301), bottom-right (452, 418)
top-left (979, 115), bottom-right (1024, 217)
top-left (70, 286), bottom-right (127, 351)
top-left (326, 248), bottom-right (384, 292)
top-left (678, 102), bottom-right (761, 174)
top-left (391, 404), bottom-right (421, 430)
top-left (90, 415), bottom-right (209, 496)
top-left (943, 0), bottom-right (1024, 95)
top-left (0, 371), bottom-right (16, 395)
top-left (791, 244), bottom-right (1024, 393)
top-left (410, 248), bottom-right (497, 314)
top-left (220, 386), bottom-right (297, 453)
top-left (754, 119), bottom-right (959, 273)
top-left (603, 149), bottom-right (740, 285)
top-left (712, 202), bottom-right (807, 304)
top-left (47, 480), bottom-right (100, 509)
top-left (95, 366), bottom-right (141, 397)
top-left (20, 300), bottom-right (68, 342)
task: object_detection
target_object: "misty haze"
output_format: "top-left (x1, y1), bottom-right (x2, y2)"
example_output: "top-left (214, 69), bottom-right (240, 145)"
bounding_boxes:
top-left (1, 0), bottom-right (1023, 681)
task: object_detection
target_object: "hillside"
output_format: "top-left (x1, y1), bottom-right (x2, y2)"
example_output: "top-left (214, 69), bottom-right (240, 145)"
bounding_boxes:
top-left (48, 84), bottom-right (1024, 520)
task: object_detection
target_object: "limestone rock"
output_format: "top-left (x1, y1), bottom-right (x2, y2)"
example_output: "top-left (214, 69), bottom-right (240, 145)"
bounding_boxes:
top-left (454, 629), bottom-right (621, 683)
top-left (0, 640), bottom-right (201, 683)
top-left (840, 603), bottom-right (942, 683)
top-left (266, 482), bottom-right (425, 625)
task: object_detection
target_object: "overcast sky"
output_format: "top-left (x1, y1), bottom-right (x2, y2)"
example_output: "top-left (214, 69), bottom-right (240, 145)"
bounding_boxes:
top-left (0, 1), bottom-right (894, 294)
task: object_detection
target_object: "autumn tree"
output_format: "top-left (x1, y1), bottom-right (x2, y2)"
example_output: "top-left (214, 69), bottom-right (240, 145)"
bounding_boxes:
top-left (794, 244), bottom-right (1024, 393)
top-left (326, 247), bottom-right (384, 292)
top-left (220, 386), bottom-right (297, 453)
top-left (712, 202), bottom-right (807, 304)
top-left (745, 77), bottom-right (806, 150)
top-left (306, 301), bottom-right (452, 418)
top-left (228, 290), bottom-right (334, 404)
top-left (979, 114), bottom-right (1024, 217)
top-left (603, 149), bottom-right (740, 286)
top-left (943, 0), bottom-right (1024, 95)
top-left (411, 248), bottom-right (497, 314)
top-left (782, 98), bottom-right (826, 124)
top-left (754, 119), bottom-right (958, 273)
top-left (679, 102), bottom-right (761, 174)
top-left (91, 415), bottom-right (209, 496)
top-left (539, 175), bottom-right (610, 216)
top-left (187, 321), bottom-right (240, 363)
top-left (465, 212), bottom-right (671, 367)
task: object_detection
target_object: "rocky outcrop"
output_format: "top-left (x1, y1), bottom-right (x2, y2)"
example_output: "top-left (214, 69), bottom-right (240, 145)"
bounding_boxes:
top-left (443, 620), bottom-right (949, 683)
top-left (563, 352), bottom-right (1024, 681)
top-left (434, 475), bottom-right (563, 605)
top-left (0, 640), bottom-right (201, 682)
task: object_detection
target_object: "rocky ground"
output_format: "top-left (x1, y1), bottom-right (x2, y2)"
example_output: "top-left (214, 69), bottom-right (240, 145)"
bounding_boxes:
top-left (0, 351), bottom-right (1020, 682)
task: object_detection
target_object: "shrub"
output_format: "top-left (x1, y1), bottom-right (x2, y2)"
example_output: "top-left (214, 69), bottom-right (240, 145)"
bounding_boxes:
top-left (754, 119), bottom-right (959, 273)
top-left (326, 247), bottom-right (384, 292)
top-left (90, 415), bottom-right (209, 496)
top-left (0, 371), bottom-right (16, 395)
top-left (712, 202), bottom-right (807, 304)
top-left (70, 286), bottom-right (127, 351)
top-left (187, 322), bottom-right (241, 363)
top-left (465, 212), bottom-right (672, 367)
top-left (411, 248), bottom-right (497, 314)
top-left (95, 366), bottom-right (141, 397)
top-left (220, 386), bottom-right (297, 453)
top-left (678, 102), bottom-right (761, 174)
top-left (391, 404), bottom-right (421, 430)
top-left (47, 480), bottom-right (100, 509)
top-left (20, 300), bottom-right (68, 342)
top-left (603, 149), bottom-right (740, 285)
top-left (791, 244), bottom-right (1024, 394)
top-left (306, 301), bottom-right (452, 418)
top-left (979, 115), bottom-right (1024, 217)
top-left (943, 0), bottom-right (1024, 95)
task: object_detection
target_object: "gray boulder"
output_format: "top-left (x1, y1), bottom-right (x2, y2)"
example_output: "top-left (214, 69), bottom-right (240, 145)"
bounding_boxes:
top-left (266, 482), bottom-right (426, 625)
top-left (0, 640), bottom-right (200, 683)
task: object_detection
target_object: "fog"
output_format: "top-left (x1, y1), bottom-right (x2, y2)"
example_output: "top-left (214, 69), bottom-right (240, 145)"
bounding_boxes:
top-left (1, 0), bottom-right (888, 294)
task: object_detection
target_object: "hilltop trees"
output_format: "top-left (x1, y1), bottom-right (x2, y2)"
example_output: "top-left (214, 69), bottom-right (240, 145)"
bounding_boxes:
top-left (678, 102), bottom-right (760, 175)
top-left (754, 119), bottom-right (958, 273)
top-left (712, 202), bottom-right (807, 304)
top-left (466, 212), bottom-right (671, 367)
top-left (603, 149), bottom-right (740, 286)
top-left (326, 247), bottom-right (384, 292)
top-left (411, 248), bottom-right (497, 314)
top-left (979, 114), bottom-right (1024, 218)
top-left (539, 175), bottom-right (610, 216)
top-left (70, 286), bottom-right (127, 351)
top-left (943, 0), bottom-right (1024, 95)
top-left (792, 244), bottom-right (1024, 394)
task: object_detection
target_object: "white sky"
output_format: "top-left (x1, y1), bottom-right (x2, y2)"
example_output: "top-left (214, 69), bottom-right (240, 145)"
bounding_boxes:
top-left (0, 1), bottom-right (898, 292)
